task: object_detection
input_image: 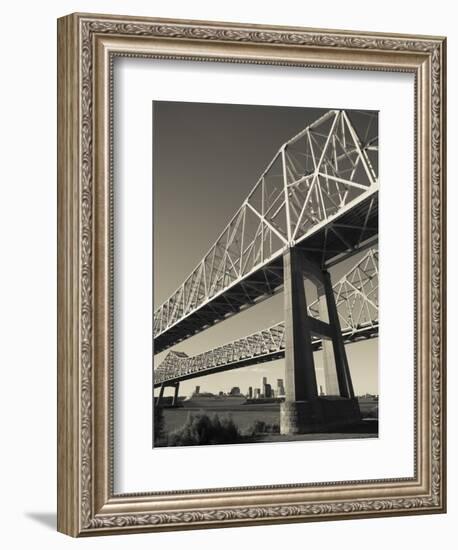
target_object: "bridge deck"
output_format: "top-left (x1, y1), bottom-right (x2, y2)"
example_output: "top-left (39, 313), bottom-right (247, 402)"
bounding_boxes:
top-left (153, 324), bottom-right (378, 387)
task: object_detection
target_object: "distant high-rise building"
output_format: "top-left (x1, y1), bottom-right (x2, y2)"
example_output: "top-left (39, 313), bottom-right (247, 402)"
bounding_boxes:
top-left (195, 385), bottom-right (200, 395)
top-left (248, 386), bottom-right (253, 399)
top-left (265, 383), bottom-right (272, 398)
top-left (276, 379), bottom-right (285, 396)
top-left (262, 376), bottom-right (268, 397)
top-left (229, 386), bottom-right (241, 396)
top-left (254, 388), bottom-right (261, 399)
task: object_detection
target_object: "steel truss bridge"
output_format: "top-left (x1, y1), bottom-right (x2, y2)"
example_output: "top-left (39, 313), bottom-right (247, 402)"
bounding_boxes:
top-left (153, 109), bottom-right (378, 424)
top-left (154, 247), bottom-right (378, 387)
top-left (154, 109), bottom-right (378, 354)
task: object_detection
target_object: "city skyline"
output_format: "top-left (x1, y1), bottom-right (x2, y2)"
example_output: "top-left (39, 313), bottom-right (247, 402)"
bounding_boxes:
top-left (188, 379), bottom-right (378, 399)
top-left (192, 376), bottom-right (284, 398)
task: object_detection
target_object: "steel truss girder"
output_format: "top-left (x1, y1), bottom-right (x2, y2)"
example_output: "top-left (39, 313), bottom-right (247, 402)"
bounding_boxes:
top-left (154, 109), bottom-right (378, 351)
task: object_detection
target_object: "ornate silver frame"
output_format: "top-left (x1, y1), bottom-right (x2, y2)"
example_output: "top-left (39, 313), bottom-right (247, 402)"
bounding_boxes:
top-left (57, 13), bottom-right (446, 536)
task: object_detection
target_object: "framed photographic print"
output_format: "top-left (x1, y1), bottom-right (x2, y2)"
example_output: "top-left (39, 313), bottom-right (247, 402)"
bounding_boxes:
top-left (57, 13), bottom-right (446, 536)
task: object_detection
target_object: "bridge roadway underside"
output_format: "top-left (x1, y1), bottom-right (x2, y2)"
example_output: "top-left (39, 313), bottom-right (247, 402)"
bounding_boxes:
top-left (154, 192), bottom-right (378, 354)
top-left (153, 325), bottom-right (378, 388)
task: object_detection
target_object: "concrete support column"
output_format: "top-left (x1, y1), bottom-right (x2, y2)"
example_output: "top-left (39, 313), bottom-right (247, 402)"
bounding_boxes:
top-left (322, 338), bottom-right (341, 396)
top-left (318, 290), bottom-right (340, 396)
top-left (281, 248), bottom-right (320, 435)
top-left (172, 383), bottom-right (180, 407)
top-left (157, 384), bottom-right (165, 407)
top-left (283, 247), bottom-right (318, 402)
top-left (280, 250), bottom-right (359, 434)
top-left (323, 270), bottom-right (355, 399)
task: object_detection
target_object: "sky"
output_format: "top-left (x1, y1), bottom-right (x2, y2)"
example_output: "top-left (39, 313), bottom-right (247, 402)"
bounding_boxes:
top-left (152, 101), bottom-right (378, 398)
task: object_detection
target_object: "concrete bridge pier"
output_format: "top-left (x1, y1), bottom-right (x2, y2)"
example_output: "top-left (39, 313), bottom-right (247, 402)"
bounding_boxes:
top-left (156, 382), bottom-right (181, 407)
top-left (280, 247), bottom-right (319, 434)
top-left (172, 382), bottom-right (180, 407)
top-left (280, 247), bottom-right (360, 435)
top-left (321, 270), bottom-right (355, 399)
top-left (318, 279), bottom-right (340, 397)
top-left (157, 384), bottom-right (165, 407)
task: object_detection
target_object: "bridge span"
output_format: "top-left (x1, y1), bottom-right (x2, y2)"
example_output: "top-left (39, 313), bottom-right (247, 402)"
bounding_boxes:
top-left (154, 109), bottom-right (378, 434)
top-left (154, 110), bottom-right (378, 354)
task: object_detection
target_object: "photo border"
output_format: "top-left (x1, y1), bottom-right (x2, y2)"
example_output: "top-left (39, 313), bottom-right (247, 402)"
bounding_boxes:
top-left (57, 13), bottom-right (446, 536)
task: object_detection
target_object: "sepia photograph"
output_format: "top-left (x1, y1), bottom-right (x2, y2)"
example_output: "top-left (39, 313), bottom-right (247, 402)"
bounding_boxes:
top-left (152, 101), bottom-right (379, 448)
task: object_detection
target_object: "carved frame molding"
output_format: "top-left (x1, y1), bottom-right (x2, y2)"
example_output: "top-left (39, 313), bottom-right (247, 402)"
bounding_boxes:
top-left (57, 13), bottom-right (446, 536)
